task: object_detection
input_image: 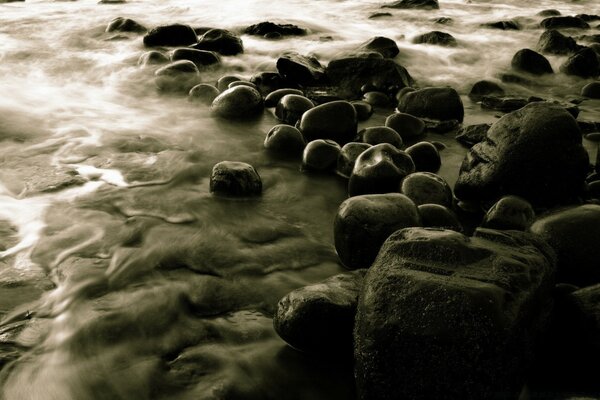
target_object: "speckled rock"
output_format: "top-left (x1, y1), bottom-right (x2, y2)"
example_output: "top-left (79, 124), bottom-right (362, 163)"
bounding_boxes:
top-left (209, 161), bottom-right (262, 196)
top-left (400, 172), bottom-right (452, 207)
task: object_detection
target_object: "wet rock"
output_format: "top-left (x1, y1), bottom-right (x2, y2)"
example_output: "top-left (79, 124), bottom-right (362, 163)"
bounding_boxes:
top-left (455, 123), bottom-right (491, 148)
top-left (500, 73), bottom-right (535, 86)
top-left (481, 20), bottom-right (520, 30)
top-left (358, 126), bottom-right (402, 148)
top-left (397, 87), bottom-right (464, 122)
top-left (369, 12), bottom-right (392, 19)
top-left (412, 31), bottom-right (457, 47)
top-left (326, 57), bottom-right (413, 99)
top-left (336, 142), bottom-right (372, 178)
top-left (264, 124), bottom-right (306, 158)
top-left (537, 29), bottom-right (582, 55)
top-left (264, 88), bottom-right (304, 107)
top-left (106, 17), bottom-right (147, 33)
top-left (275, 94), bottom-right (314, 125)
top-left (302, 139), bottom-right (341, 171)
top-left (192, 29), bottom-right (243, 56)
top-left (250, 72), bottom-right (291, 96)
top-left (138, 50), bottom-right (169, 66)
top-left (334, 194), bottom-right (421, 269)
top-left (273, 270), bottom-right (365, 353)
top-left (569, 284), bottom-right (600, 353)
top-left (385, 112), bottom-right (425, 141)
top-left (578, 34), bottom-right (600, 45)
top-left (511, 48), bottom-right (553, 75)
top-left (351, 101), bottom-right (373, 121)
top-left (154, 60), bottom-right (201, 93)
top-left (143, 24), bottom-right (197, 47)
top-left (418, 204), bottom-right (461, 231)
top-left (560, 47), bottom-right (600, 78)
top-left (530, 204), bottom-right (600, 286)
top-left (480, 96), bottom-right (529, 112)
top-left (361, 91), bottom-right (391, 108)
top-left (405, 142), bottom-right (441, 172)
top-left (216, 75), bottom-right (241, 92)
top-left (209, 161), bottom-right (262, 196)
top-left (228, 81), bottom-right (257, 90)
top-left (357, 36), bottom-right (399, 59)
top-left (348, 143), bottom-right (415, 196)
top-left (188, 84), bottom-right (220, 104)
top-left (355, 227), bottom-right (555, 400)
top-left (482, 195), bottom-right (535, 231)
top-left (537, 9), bottom-right (561, 17)
top-left (576, 14), bottom-right (600, 22)
top-left (580, 121), bottom-right (600, 134)
top-left (400, 172), bottom-right (452, 207)
top-left (210, 85), bottom-right (264, 119)
top-left (244, 21), bottom-right (306, 36)
top-left (422, 118), bottom-right (459, 134)
top-left (276, 52), bottom-right (325, 86)
top-left (468, 80), bottom-right (505, 102)
top-left (581, 82), bottom-right (600, 98)
top-left (455, 102), bottom-right (589, 207)
top-left (298, 100), bottom-right (357, 144)
top-left (382, 0), bottom-right (439, 10)
top-left (171, 48), bottom-right (220, 67)
top-left (541, 16), bottom-right (590, 30)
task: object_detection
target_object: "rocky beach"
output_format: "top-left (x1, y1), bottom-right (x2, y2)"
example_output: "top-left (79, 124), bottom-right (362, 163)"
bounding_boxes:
top-left (0, 0), bottom-right (599, 399)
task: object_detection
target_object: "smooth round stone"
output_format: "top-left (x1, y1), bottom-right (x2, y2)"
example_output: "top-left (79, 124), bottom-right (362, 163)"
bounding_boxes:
top-left (468, 80), bottom-right (505, 101)
top-left (362, 91), bottom-right (391, 107)
top-left (348, 143), bottom-right (415, 197)
top-left (405, 141), bottom-right (441, 172)
top-left (418, 204), bottom-right (462, 231)
top-left (209, 161), bottom-right (262, 196)
top-left (298, 100), bottom-right (358, 144)
top-left (358, 126), bottom-right (403, 148)
top-left (106, 17), bottom-right (147, 33)
top-left (188, 84), bottom-right (220, 105)
top-left (395, 87), bottom-right (416, 102)
top-left (401, 172), bottom-right (452, 207)
top-left (143, 23), bottom-right (197, 47)
top-left (264, 124), bottom-right (306, 157)
top-left (228, 80), bottom-right (258, 90)
top-left (171, 48), bottom-right (220, 67)
top-left (210, 85), bottom-right (264, 119)
top-left (138, 50), bottom-right (169, 66)
top-left (334, 193), bottom-right (421, 269)
top-left (430, 141), bottom-right (446, 151)
top-left (265, 88), bottom-right (304, 107)
top-left (351, 101), bottom-right (374, 121)
top-left (336, 142), bottom-right (372, 178)
top-left (511, 48), bottom-right (553, 75)
top-left (302, 139), bottom-right (342, 171)
top-left (397, 87), bottom-right (464, 122)
top-left (482, 195), bottom-right (535, 231)
top-left (216, 75), bottom-right (241, 92)
top-left (385, 112), bottom-right (425, 141)
top-left (250, 72), bottom-right (289, 96)
top-left (275, 94), bottom-right (314, 125)
top-left (154, 60), bottom-right (200, 93)
top-left (581, 82), bottom-right (600, 99)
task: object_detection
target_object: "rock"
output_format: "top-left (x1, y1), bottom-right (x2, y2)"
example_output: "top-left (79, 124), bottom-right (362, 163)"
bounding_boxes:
top-left (581, 82), bottom-right (600, 98)
top-left (418, 204), bottom-right (462, 231)
top-left (421, 118), bottom-right (460, 134)
top-left (334, 194), bottom-right (421, 269)
top-left (511, 48), bottom-right (553, 75)
top-left (355, 227), bottom-right (555, 400)
top-left (143, 24), bottom-right (197, 47)
top-left (302, 139), bottom-right (342, 172)
top-left (357, 36), bottom-right (399, 59)
top-left (336, 142), bottom-right (372, 178)
top-left (530, 204), bottom-right (600, 286)
top-left (537, 29), bottom-right (582, 55)
top-left (251, 72), bottom-right (291, 96)
top-left (273, 270), bottom-right (366, 353)
top-left (455, 124), bottom-right (491, 148)
top-left (500, 73), bottom-right (535, 86)
top-left (326, 57), bottom-right (413, 99)
top-left (569, 284), bottom-right (600, 353)
top-left (581, 121), bottom-right (600, 134)
top-left (209, 161), bottom-right (262, 196)
top-left (210, 86), bottom-right (264, 119)
top-left (264, 124), bottom-right (306, 158)
top-left (433, 17), bottom-right (453, 24)
top-left (106, 17), bottom-right (147, 33)
top-left (138, 50), bottom-right (169, 66)
top-left (560, 47), bottom-right (600, 78)
top-left (358, 126), bottom-right (402, 148)
top-left (369, 12), bottom-right (392, 19)
top-left (405, 142), bottom-right (441, 172)
top-left (216, 75), bottom-right (241, 92)
top-left (362, 91), bottom-right (391, 108)
top-left (154, 60), bottom-right (201, 93)
top-left (348, 143), bottom-right (415, 196)
top-left (576, 14), bottom-right (600, 22)
top-left (481, 20), bottom-right (520, 30)
top-left (351, 101), bottom-right (374, 121)
top-left (537, 9), bottom-right (561, 17)
top-left (228, 81), bottom-right (257, 90)
top-left (264, 88), bottom-right (304, 107)
top-left (397, 87), bottom-right (464, 122)
top-left (188, 84), bottom-right (220, 104)
top-left (400, 172), bottom-right (452, 207)
top-left (455, 102), bottom-right (589, 207)
top-left (244, 21), bottom-right (306, 36)
top-left (171, 48), bottom-right (220, 67)
top-left (382, 0), bottom-right (439, 10)
top-left (192, 29), bottom-right (243, 56)
top-left (298, 100), bottom-right (357, 144)
top-left (468, 80), bottom-right (505, 102)
top-left (412, 31), bottom-right (457, 47)
top-left (541, 16), bottom-right (590, 30)
top-left (482, 195), bottom-right (535, 231)
top-left (276, 52), bottom-right (325, 86)
top-left (385, 112), bottom-right (425, 141)
top-left (274, 94), bottom-right (314, 125)
top-left (578, 34), bottom-right (600, 45)
top-left (480, 96), bottom-right (529, 112)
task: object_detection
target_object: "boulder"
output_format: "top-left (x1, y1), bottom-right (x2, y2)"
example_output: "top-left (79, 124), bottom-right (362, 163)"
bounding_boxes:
top-left (412, 31), bottom-right (457, 47)
top-left (273, 270), bottom-right (366, 353)
top-left (244, 21), bottom-right (306, 36)
top-left (264, 124), bottom-right (306, 157)
top-left (192, 29), bottom-right (243, 56)
top-left (455, 102), bottom-right (589, 207)
top-left (154, 60), bottom-right (201, 93)
top-left (302, 139), bottom-right (341, 171)
top-left (228, 81), bottom-right (257, 90)
top-left (400, 172), bottom-right (452, 207)
top-left (381, 0), bottom-right (439, 9)
top-left (481, 20), bottom-right (520, 30)
top-left (569, 284), bottom-right (600, 353)
top-left (537, 9), bottom-right (561, 17)
top-left (276, 52), bottom-right (325, 86)
top-left (358, 126), bottom-right (403, 148)
top-left (106, 17), bottom-right (147, 33)
top-left (385, 112), bottom-right (425, 141)
top-left (298, 100), bottom-right (357, 144)
top-left (216, 75), bottom-right (241, 92)
top-left (405, 142), bottom-right (441, 173)
top-left (210, 86), bottom-right (264, 119)
top-left (418, 204), bottom-right (462, 231)
top-left (362, 91), bottom-right (391, 108)
top-left (334, 194), bottom-right (421, 269)
top-left (336, 142), bottom-right (372, 178)
top-left (355, 227), bottom-right (555, 400)
top-left (171, 48), bottom-right (220, 67)
top-left (275, 94), bottom-right (314, 125)
top-left (560, 47), bottom-right (600, 78)
top-left (250, 72), bottom-right (290, 96)
top-left (209, 161), bottom-right (262, 196)
top-left (188, 84), bottom-right (220, 105)
top-left (541, 16), bottom-right (590, 30)
top-left (455, 123), bottom-right (491, 148)
top-left (480, 96), bottom-right (530, 113)
top-left (468, 80), bottom-right (505, 102)
top-left (351, 101), bottom-right (374, 121)
top-left (482, 195), bottom-right (535, 231)
top-left (143, 24), bottom-right (197, 47)
top-left (138, 50), bottom-right (169, 66)
top-left (397, 87), bottom-right (464, 122)
top-left (581, 81), bottom-right (600, 98)
top-left (511, 48), bottom-right (553, 75)
top-left (536, 29), bottom-right (582, 55)
top-left (356, 36), bottom-right (399, 59)
top-left (264, 88), bottom-right (304, 107)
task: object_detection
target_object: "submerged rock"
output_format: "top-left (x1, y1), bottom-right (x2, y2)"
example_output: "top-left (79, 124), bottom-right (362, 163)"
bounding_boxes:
top-left (397, 87), bottom-right (464, 122)
top-left (480, 96), bottom-right (529, 112)
top-left (138, 50), bottom-right (169, 66)
top-left (298, 100), bottom-right (357, 144)
top-left (356, 36), bottom-right (399, 59)
top-left (188, 83), bottom-right (220, 105)
top-left (209, 161), bottom-right (262, 196)
top-left (143, 24), bottom-right (197, 47)
top-left (537, 29), bottom-right (582, 55)
top-left (154, 60), bottom-right (200, 93)
top-left (210, 86), bottom-right (264, 119)
top-left (412, 31), bottom-right (457, 47)
top-left (244, 21), bottom-right (306, 36)
top-left (541, 16), bottom-right (590, 30)
top-left (276, 52), bottom-right (326, 86)
top-left (468, 80), bottom-right (505, 102)
top-left (560, 47), bottom-right (600, 78)
top-left (382, 0), bottom-right (439, 10)
top-left (192, 29), bottom-right (243, 56)
top-left (106, 17), bottom-right (147, 33)
top-left (511, 48), bottom-right (553, 75)
top-left (171, 48), bottom-right (220, 67)
top-left (481, 20), bottom-right (520, 30)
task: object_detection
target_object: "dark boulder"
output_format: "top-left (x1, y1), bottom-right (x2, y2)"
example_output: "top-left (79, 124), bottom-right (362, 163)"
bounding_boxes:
top-left (358, 126), bottom-right (402, 148)
top-left (418, 204), bottom-right (462, 231)
top-left (171, 48), bottom-right (220, 67)
top-left (560, 47), bottom-right (600, 78)
top-left (382, 0), bottom-right (439, 10)
top-left (209, 161), bottom-right (262, 196)
top-left (397, 87), bottom-right (464, 122)
top-left (275, 94), bottom-right (314, 125)
top-left (369, 12), bottom-right (393, 19)
top-left (264, 88), bottom-right (304, 107)
top-left (511, 48), bottom-right (553, 75)
top-left (276, 52), bottom-right (326, 86)
top-left (412, 31), bottom-right (457, 47)
top-left (405, 142), bottom-right (441, 172)
top-left (210, 86), bottom-right (264, 119)
top-left (541, 16), bottom-right (590, 30)
top-left (250, 72), bottom-right (291, 96)
top-left (468, 80), bottom-right (505, 102)
top-left (244, 21), bottom-right (306, 36)
top-left (264, 124), bottom-right (306, 157)
top-left (581, 81), bottom-right (600, 98)
top-left (143, 24), bottom-right (197, 47)
top-left (455, 123), bottom-right (491, 148)
top-left (302, 139), bottom-right (341, 172)
top-left (298, 100), bottom-right (357, 144)
top-left (481, 20), bottom-right (520, 30)
top-left (356, 36), bottom-right (399, 59)
top-left (362, 91), bottom-right (391, 108)
top-left (192, 29), bottom-right (243, 56)
top-left (569, 284), bottom-right (600, 354)
top-left (400, 172), bottom-right (452, 207)
top-left (334, 194), bottom-right (421, 269)
top-left (482, 195), bottom-right (535, 231)
top-left (537, 9), bottom-right (561, 17)
top-left (480, 96), bottom-right (530, 113)
top-left (336, 142), bottom-right (372, 178)
top-left (385, 112), bottom-right (425, 141)
top-left (106, 17), bottom-right (147, 33)
top-left (455, 102), bottom-right (589, 207)
top-left (537, 29), bottom-right (582, 55)
top-left (351, 101), bottom-right (374, 121)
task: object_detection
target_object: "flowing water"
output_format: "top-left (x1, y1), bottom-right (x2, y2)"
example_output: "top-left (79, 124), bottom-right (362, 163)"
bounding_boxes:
top-left (0, 0), bottom-right (599, 398)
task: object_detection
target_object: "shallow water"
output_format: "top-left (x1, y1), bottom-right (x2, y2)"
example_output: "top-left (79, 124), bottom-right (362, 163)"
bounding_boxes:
top-left (0, 0), bottom-right (599, 398)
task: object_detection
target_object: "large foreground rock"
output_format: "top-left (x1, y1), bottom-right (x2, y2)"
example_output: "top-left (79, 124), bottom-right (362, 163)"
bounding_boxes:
top-left (355, 227), bottom-right (555, 400)
top-left (455, 102), bottom-right (589, 207)
top-left (397, 87), bottom-right (464, 122)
